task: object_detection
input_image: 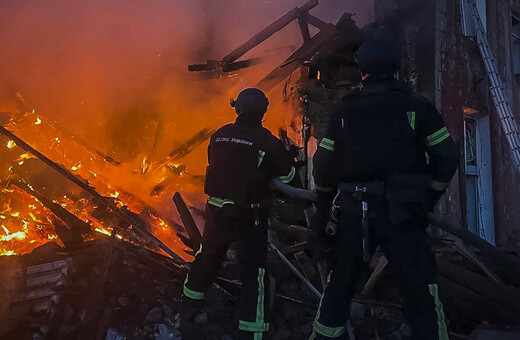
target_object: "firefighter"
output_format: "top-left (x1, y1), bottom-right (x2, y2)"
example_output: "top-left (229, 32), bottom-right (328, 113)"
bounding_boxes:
top-left (182, 88), bottom-right (296, 340)
top-left (309, 30), bottom-right (459, 340)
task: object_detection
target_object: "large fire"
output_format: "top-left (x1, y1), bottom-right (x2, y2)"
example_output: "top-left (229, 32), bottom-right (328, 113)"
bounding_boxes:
top-left (0, 0), bottom-right (314, 260)
top-left (0, 104), bottom-right (202, 259)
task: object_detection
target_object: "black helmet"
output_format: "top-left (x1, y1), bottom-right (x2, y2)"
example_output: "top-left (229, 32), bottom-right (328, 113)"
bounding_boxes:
top-left (357, 26), bottom-right (400, 76)
top-left (230, 88), bottom-right (269, 115)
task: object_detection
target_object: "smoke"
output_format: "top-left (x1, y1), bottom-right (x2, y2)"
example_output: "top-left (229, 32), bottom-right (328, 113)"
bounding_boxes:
top-left (0, 0), bottom-right (372, 168)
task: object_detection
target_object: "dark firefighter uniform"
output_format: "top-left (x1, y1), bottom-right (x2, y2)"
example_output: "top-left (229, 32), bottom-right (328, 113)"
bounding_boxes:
top-left (309, 77), bottom-right (459, 340)
top-left (183, 88), bottom-right (295, 340)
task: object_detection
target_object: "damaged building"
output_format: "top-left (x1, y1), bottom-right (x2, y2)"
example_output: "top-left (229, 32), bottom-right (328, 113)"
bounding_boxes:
top-left (0, 0), bottom-right (519, 339)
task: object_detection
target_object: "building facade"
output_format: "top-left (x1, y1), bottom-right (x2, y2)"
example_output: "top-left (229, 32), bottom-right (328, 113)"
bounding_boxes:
top-left (374, 0), bottom-right (520, 250)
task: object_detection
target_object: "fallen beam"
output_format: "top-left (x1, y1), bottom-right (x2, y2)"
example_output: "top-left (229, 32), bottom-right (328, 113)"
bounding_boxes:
top-left (172, 192), bottom-right (203, 250)
top-left (268, 241), bottom-right (321, 298)
top-left (14, 182), bottom-right (91, 235)
top-left (361, 255), bottom-right (388, 296)
top-left (0, 125), bottom-right (187, 267)
top-left (437, 258), bottom-right (520, 315)
top-left (151, 127), bottom-right (213, 174)
top-left (428, 213), bottom-right (520, 287)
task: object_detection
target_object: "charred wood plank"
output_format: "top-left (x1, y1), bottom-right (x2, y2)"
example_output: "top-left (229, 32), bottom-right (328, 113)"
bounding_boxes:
top-left (294, 251), bottom-right (322, 290)
top-left (437, 276), bottom-right (519, 325)
top-left (451, 239), bottom-right (502, 283)
top-left (361, 255), bottom-right (388, 296)
top-left (281, 241), bottom-right (308, 256)
top-left (172, 192), bottom-right (202, 250)
top-left (437, 258), bottom-right (520, 315)
top-left (307, 14), bottom-right (330, 30)
top-left (428, 213), bottom-right (520, 287)
top-left (152, 128), bottom-right (213, 173)
top-left (298, 13), bottom-right (311, 42)
top-left (14, 182), bottom-right (90, 235)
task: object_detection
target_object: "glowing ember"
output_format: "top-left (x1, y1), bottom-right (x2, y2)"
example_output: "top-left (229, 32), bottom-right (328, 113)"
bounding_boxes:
top-left (71, 162), bottom-right (82, 171)
top-left (141, 156), bottom-right (149, 174)
top-left (0, 231), bottom-right (26, 241)
top-left (35, 116), bottom-right (42, 125)
top-left (111, 191), bottom-right (120, 198)
top-left (94, 227), bottom-right (111, 236)
top-left (6, 140), bottom-right (16, 149)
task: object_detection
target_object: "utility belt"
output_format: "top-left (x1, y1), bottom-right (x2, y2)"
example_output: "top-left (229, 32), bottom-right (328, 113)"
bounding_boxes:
top-left (327, 180), bottom-right (385, 262)
top-left (207, 196), bottom-right (271, 227)
top-left (207, 196), bottom-right (272, 209)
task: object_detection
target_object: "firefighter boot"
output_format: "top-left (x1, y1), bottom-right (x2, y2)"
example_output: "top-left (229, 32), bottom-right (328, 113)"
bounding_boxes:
top-left (179, 297), bottom-right (203, 340)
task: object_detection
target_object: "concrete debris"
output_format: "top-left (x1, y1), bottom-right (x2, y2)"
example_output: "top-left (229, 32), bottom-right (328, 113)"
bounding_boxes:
top-left (194, 310), bottom-right (209, 325)
top-left (146, 307), bottom-right (164, 323)
top-left (469, 326), bottom-right (520, 340)
top-left (106, 328), bottom-right (127, 340)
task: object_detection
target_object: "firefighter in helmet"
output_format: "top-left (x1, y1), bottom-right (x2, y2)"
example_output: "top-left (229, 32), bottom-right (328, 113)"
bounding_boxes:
top-left (182, 88), bottom-right (296, 340)
top-left (309, 27), bottom-right (459, 340)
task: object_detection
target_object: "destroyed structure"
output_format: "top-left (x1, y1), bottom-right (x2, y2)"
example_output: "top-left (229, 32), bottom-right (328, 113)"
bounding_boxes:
top-left (1, 0), bottom-right (520, 339)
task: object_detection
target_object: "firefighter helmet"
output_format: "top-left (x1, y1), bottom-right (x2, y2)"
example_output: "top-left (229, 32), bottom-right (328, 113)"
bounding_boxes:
top-left (357, 28), bottom-right (401, 76)
top-left (230, 88), bottom-right (269, 115)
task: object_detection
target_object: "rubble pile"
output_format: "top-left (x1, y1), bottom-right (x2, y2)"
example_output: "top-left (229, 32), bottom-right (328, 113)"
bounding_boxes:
top-left (1, 203), bottom-right (520, 340)
top-left (0, 238), bottom-right (185, 340)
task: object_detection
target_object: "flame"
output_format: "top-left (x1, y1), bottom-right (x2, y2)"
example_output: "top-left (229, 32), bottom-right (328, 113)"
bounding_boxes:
top-left (71, 162), bottom-right (82, 171)
top-left (94, 227), bottom-right (111, 236)
top-left (141, 156), bottom-right (149, 174)
top-left (0, 90), bottom-right (201, 261)
top-left (0, 231), bottom-right (27, 241)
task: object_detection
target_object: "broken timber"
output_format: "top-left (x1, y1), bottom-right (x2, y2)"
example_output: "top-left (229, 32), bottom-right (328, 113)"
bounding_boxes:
top-left (0, 125), bottom-right (187, 267)
top-left (256, 23), bottom-right (337, 92)
top-left (172, 192), bottom-right (203, 250)
top-left (188, 0), bottom-right (323, 75)
top-left (428, 213), bottom-right (520, 287)
top-left (151, 127), bottom-right (213, 174)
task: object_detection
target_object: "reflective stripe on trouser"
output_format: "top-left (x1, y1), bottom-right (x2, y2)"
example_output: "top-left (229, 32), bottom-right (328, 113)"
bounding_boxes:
top-left (185, 203), bottom-right (271, 336)
top-left (310, 203), bottom-right (446, 340)
top-left (428, 284), bottom-right (449, 340)
top-left (239, 268), bottom-right (270, 338)
top-left (183, 273), bottom-right (205, 300)
top-left (309, 274), bottom-right (346, 339)
top-left (309, 208), bottom-right (368, 340)
top-left (309, 254), bottom-right (365, 339)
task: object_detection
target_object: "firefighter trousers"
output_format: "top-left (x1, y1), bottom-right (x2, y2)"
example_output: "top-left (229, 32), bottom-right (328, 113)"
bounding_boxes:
top-left (183, 203), bottom-right (270, 339)
top-left (310, 204), bottom-right (448, 340)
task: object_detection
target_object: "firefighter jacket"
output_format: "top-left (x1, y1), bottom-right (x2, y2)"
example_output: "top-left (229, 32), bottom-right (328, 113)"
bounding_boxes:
top-left (204, 112), bottom-right (296, 206)
top-left (313, 78), bottom-right (459, 206)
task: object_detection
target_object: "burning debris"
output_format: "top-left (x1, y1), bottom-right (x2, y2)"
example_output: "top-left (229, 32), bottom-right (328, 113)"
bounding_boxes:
top-left (0, 0), bottom-right (520, 340)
